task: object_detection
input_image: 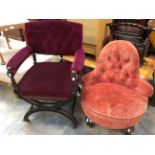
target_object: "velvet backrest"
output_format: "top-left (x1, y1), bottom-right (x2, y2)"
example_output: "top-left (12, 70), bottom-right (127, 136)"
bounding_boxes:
top-left (25, 20), bottom-right (83, 55)
top-left (94, 40), bottom-right (140, 88)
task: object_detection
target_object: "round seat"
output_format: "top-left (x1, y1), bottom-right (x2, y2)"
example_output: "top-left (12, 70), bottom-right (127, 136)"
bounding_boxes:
top-left (81, 82), bottom-right (148, 129)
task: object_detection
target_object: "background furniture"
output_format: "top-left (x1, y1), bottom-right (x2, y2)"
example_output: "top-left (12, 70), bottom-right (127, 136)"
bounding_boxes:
top-left (7, 20), bottom-right (85, 128)
top-left (6, 28), bottom-right (25, 41)
top-left (105, 19), bottom-right (153, 65)
top-left (68, 19), bottom-right (112, 59)
top-left (64, 19), bottom-right (112, 68)
top-left (65, 19), bottom-right (155, 68)
top-left (81, 40), bottom-right (153, 134)
top-left (0, 20), bottom-right (27, 49)
top-left (0, 22), bottom-right (26, 66)
top-left (0, 52), bottom-right (5, 65)
top-left (148, 19), bottom-right (155, 54)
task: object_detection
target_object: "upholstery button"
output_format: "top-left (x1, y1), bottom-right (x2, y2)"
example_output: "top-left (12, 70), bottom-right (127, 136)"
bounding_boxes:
top-left (111, 64), bottom-right (114, 68)
top-left (124, 59), bottom-right (129, 63)
top-left (125, 73), bottom-right (129, 77)
top-left (119, 65), bottom-right (122, 69)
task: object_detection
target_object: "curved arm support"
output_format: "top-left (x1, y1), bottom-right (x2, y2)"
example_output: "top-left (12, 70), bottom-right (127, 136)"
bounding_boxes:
top-left (7, 46), bottom-right (33, 76)
top-left (134, 78), bottom-right (154, 97)
top-left (71, 47), bottom-right (85, 73)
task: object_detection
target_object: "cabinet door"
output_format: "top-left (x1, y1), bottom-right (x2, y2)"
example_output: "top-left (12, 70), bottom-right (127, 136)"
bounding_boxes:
top-left (96, 19), bottom-right (112, 59)
top-left (68, 19), bottom-right (112, 58)
top-left (68, 19), bottom-right (99, 45)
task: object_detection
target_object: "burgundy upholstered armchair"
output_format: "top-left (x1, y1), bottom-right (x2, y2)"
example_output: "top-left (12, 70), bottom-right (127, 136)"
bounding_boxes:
top-left (7, 20), bottom-right (85, 128)
top-left (81, 40), bottom-right (153, 134)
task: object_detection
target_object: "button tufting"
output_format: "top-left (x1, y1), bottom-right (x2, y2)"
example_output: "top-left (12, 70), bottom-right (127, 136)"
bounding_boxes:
top-left (124, 59), bottom-right (129, 63)
top-left (111, 64), bottom-right (114, 69)
top-left (123, 72), bottom-right (128, 77)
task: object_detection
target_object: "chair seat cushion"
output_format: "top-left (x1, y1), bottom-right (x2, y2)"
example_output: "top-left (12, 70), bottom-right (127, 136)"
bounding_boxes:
top-left (17, 62), bottom-right (72, 100)
top-left (81, 82), bottom-right (148, 129)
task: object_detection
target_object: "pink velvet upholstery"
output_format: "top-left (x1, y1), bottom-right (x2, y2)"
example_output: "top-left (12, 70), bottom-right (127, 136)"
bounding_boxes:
top-left (81, 40), bottom-right (154, 129)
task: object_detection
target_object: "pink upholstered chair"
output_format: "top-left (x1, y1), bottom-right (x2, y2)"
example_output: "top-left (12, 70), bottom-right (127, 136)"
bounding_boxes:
top-left (7, 20), bottom-right (85, 128)
top-left (81, 40), bottom-right (153, 134)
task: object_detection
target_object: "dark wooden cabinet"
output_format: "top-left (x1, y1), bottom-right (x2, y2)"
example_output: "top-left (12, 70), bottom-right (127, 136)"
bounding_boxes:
top-left (105, 19), bottom-right (152, 65)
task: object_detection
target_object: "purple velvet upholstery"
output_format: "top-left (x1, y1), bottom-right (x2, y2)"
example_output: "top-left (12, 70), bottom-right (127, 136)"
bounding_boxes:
top-left (7, 20), bottom-right (84, 100)
top-left (81, 40), bottom-right (154, 130)
top-left (7, 46), bottom-right (33, 75)
top-left (72, 47), bottom-right (85, 72)
top-left (18, 62), bottom-right (72, 100)
top-left (6, 20), bottom-right (85, 128)
top-left (25, 20), bottom-right (83, 55)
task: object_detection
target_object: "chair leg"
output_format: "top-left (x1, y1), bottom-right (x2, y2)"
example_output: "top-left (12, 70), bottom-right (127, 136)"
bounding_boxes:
top-left (19, 28), bottom-right (25, 41)
top-left (0, 52), bottom-right (5, 65)
top-left (85, 117), bottom-right (95, 127)
top-left (3, 31), bottom-right (11, 49)
top-left (23, 105), bottom-right (39, 122)
top-left (71, 95), bottom-right (77, 113)
top-left (121, 127), bottom-right (134, 135)
top-left (23, 105), bottom-right (78, 129)
top-left (77, 84), bottom-right (82, 94)
top-left (55, 108), bottom-right (78, 129)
